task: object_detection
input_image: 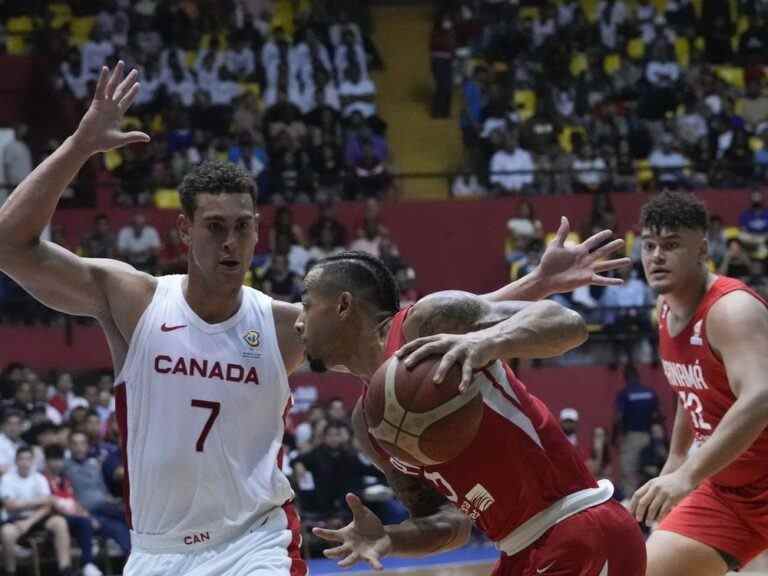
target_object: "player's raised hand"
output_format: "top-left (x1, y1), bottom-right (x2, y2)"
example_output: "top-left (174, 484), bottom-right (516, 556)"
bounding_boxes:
top-left (629, 470), bottom-right (696, 526)
top-left (397, 331), bottom-right (493, 393)
top-left (313, 493), bottom-right (390, 570)
top-left (71, 61), bottom-right (150, 155)
top-left (536, 217), bottom-right (631, 294)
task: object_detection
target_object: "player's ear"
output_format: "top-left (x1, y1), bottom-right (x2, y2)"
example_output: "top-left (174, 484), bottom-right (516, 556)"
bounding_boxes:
top-left (699, 234), bottom-right (709, 263)
top-left (178, 213), bottom-right (191, 246)
top-left (337, 292), bottom-right (353, 318)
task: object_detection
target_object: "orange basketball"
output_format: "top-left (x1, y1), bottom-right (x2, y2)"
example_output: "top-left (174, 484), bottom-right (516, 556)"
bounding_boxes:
top-left (365, 355), bottom-right (483, 467)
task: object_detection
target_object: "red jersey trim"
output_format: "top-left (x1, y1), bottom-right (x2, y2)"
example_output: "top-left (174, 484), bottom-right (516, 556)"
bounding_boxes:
top-left (114, 382), bottom-right (133, 530)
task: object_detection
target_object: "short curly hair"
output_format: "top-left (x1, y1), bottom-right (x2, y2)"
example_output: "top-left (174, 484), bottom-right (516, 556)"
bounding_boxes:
top-left (178, 160), bottom-right (257, 219)
top-left (639, 191), bottom-right (708, 233)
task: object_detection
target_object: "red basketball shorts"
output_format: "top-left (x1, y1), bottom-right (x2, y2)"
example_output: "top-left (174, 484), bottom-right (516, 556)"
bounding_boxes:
top-left (492, 500), bottom-right (646, 576)
top-left (658, 479), bottom-right (768, 568)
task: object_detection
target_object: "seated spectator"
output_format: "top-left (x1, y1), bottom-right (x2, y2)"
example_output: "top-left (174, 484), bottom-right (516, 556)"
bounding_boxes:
top-left (309, 225), bottom-right (345, 261)
top-left (262, 27), bottom-right (293, 88)
top-left (269, 207), bottom-right (306, 252)
top-left (451, 169), bottom-right (486, 198)
top-left (49, 373), bottom-right (88, 422)
top-left (224, 35), bottom-right (257, 80)
top-left (263, 254), bottom-right (302, 302)
top-left (350, 143), bottom-right (391, 199)
top-left (338, 65), bottom-right (377, 119)
top-left (80, 214), bottom-right (116, 259)
top-left (707, 215), bottom-right (728, 267)
top-left (648, 134), bottom-right (690, 188)
top-left (489, 132), bottom-right (535, 194)
top-left (159, 228), bottom-right (188, 275)
top-left (64, 432), bottom-right (130, 555)
top-left (349, 219), bottom-right (384, 256)
top-left (1, 447), bottom-right (74, 576)
top-left (334, 27), bottom-right (369, 82)
top-left (0, 411), bottom-right (24, 476)
top-left (344, 122), bottom-right (388, 167)
top-left (599, 267), bottom-right (655, 364)
top-left (2, 125), bottom-right (32, 202)
top-left (738, 81), bottom-right (768, 134)
top-left (58, 48), bottom-right (90, 101)
top-left (641, 43), bottom-right (681, 120)
top-left (163, 65), bottom-right (197, 108)
top-left (44, 445), bottom-right (103, 576)
top-left (312, 144), bottom-right (345, 197)
top-left (81, 28), bottom-right (114, 77)
top-left (273, 232), bottom-right (311, 279)
top-left (718, 238), bottom-right (753, 280)
top-left (308, 200), bottom-right (348, 248)
top-left (597, 0), bottom-right (629, 50)
top-left (587, 426), bottom-right (612, 479)
top-left (675, 98), bottom-right (709, 162)
top-left (265, 132), bottom-right (315, 203)
top-left (117, 213), bottom-right (162, 272)
top-left (572, 144), bottom-right (609, 193)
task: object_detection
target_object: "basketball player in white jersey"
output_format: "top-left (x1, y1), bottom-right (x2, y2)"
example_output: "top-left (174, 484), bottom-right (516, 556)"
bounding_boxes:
top-left (0, 63), bottom-right (630, 575)
top-left (0, 63), bottom-right (308, 575)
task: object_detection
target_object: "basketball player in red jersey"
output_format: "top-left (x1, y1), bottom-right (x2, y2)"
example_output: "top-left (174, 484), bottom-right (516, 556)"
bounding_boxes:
top-left (630, 191), bottom-right (768, 575)
top-left (296, 226), bottom-right (646, 575)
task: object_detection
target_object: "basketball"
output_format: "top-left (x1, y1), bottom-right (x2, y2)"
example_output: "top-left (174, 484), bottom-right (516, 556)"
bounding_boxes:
top-left (365, 355), bottom-right (484, 467)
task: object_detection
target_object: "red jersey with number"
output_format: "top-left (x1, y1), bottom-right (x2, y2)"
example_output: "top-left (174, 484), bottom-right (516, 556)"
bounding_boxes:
top-left (659, 276), bottom-right (768, 487)
top-left (363, 306), bottom-right (609, 545)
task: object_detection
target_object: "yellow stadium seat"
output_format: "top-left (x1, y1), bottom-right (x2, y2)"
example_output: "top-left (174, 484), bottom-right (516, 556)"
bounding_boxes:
top-left (559, 125), bottom-right (587, 153)
top-left (154, 188), bottom-right (181, 209)
top-left (570, 52), bottom-right (588, 76)
top-left (625, 230), bottom-right (635, 258)
top-left (692, 0), bottom-right (702, 17)
top-left (581, 0), bottom-right (598, 22)
top-left (70, 17), bottom-right (95, 45)
top-left (714, 65), bottom-right (745, 89)
top-left (604, 53), bottom-right (621, 75)
top-left (241, 82), bottom-right (261, 97)
top-left (6, 37), bottom-right (26, 55)
top-left (723, 226), bottom-right (741, 240)
top-left (7, 16), bottom-right (34, 33)
top-left (635, 159), bottom-right (654, 184)
top-left (737, 15), bottom-right (750, 35)
top-left (627, 38), bottom-right (646, 60)
top-left (653, 0), bottom-right (668, 11)
top-left (520, 6), bottom-right (540, 20)
top-left (750, 137), bottom-right (764, 152)
top-left (49, 3), bottom-right (72, 29)
top-left (104, 150), bottom-right (123, 171)
top-left (674, 37), bottom-right (690, 67)
top-left (694, 36), bottom-right (705, 52)
top-left (185, 50), bottom-right (197, 68)
top-left (514, 90), bottom-right (536, 121)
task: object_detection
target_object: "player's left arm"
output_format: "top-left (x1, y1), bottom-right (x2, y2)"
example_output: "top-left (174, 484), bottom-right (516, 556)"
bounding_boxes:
top-left (399, 290), bottom-right (587, 391)
top-left (632, 291), bottom-right (768, 524)
top-left (271, 301), bottom-right (305, 375)
top-left (482, 217), bottom-right (630, 302)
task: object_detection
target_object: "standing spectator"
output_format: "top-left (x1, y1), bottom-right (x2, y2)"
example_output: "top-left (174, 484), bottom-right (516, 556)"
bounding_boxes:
top-left (489, 132), bottom-right (535, 194)
top-left (80, 214), bottom-right (116, 259)
top-left (64, 433), bottom-right (130, 556)
top-left (641, 43), bottom-right (681, 120)
top-left (430, 14), bottom-right (456, 118)
top-left (1, 447), bottom-right (74, 576)
top-left (117, 213), bottom-right (162, 272)
top-left (613, 364), bottom-right (661, 496)
top-left (80, 28), bottom-right (115, 77)
top-left (1, 125), bottom-right (32, 205)
top-left (0, 411), bottom-right (24, 476)
top-left (44, 445), bottom-right (103, 576)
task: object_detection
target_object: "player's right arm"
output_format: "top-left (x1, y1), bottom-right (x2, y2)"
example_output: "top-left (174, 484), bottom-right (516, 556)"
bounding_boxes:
top-left (0, 64), bottom-right (153, 339)
top-left (312, 400), bottom-right (472, 569)
top-left (659, 397), bottom-right (694, 476)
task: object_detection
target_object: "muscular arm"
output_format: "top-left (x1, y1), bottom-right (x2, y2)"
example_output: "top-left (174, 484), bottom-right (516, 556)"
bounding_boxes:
top-left (404, 290), bottom-right (587, 358)
top-left (675, 291), bottom-right (768, 485)
top-left (351, 401), bottom-right (473, 557)
top-left (659, 398), bottom-right (694, 476)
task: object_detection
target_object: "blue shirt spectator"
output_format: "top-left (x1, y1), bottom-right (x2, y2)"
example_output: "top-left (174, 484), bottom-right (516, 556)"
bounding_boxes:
top-left (739, 190), bottom-right (768, 234)
top-left (615, 370), bottom-right (660, 434)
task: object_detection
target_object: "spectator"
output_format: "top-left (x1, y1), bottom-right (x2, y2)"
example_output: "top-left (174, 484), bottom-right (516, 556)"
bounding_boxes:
top-left (349, 219), bottom-right (383, 257)
top-left (308, 200), bottom-right (348, 248)
top-left (648, 134), bottom-right (690, 188)
top-left (44, 445), bottom-right (104, 576)
top-left (350, 142), bottom-right (391, 199)
top-left (159, 228), bottom-right (188, 275)
top-left (506, 200), bottom-right (544, 258)
top-left (489, 132), bottom-right (535, 194)
top-left (638, 422), bottom-right (669, 488)
top-left (269, 206), bottom-right (306, 251)
top-left (80, 28), bottom-right (114, 77)
top-left (80, 214), bottom-right (116, 259)
top-left (0, 411), bottom-right (24, 476)
top-left (273, 232), bottom-right (311, 278)
top-left (451, 168), bottom-right (486, 198)
top-left (739, 189), bottom-right (768, 257)
top-left (738, 81), bottom-right (768, 134)
top-left (430, 14), bottom-right (456, 118)
top-left (338, 65), bottom-right (377, 119)
top-left (1, 447), bottom-right (74, 576)
top-left (64, 432), bottom-right (130, 555)
top-left (719, 238), bottom-right (753, 279)
top-left (1, 125), bottom-right (32, 204)
top-left (559, 408), bottom-right (584, 456)
top-left (308, 225), bottom-right (344, 261)
top-left (597, 0), bottom-right (629, 50)
top-left (49, 372), bottom-right (88, 421)
top-left (263, 254), bottom-right (302, 302)
top-left (613, 364), bottom-right (661, 496)
top-left (334, 27), bottom-right (369, 82)
top-left (587, 426), bottom-right (612, 479)
top-left (641, 43), bottom-right (681, 120)
top-left (117, 213), bottom-right (162, 272)
top-left (572, 143), bottom-right (609, 193)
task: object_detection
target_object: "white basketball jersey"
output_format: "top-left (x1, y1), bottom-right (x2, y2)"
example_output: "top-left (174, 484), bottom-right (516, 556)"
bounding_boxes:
top-left (114, 275), bottom-right (294, 553)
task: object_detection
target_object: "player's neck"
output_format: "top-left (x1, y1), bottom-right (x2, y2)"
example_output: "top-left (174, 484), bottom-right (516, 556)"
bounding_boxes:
top-left (664, 270), bottom-right (715, 321)
top-left (347, 318), bottom-right (392, 380)
top-left (182, 275), bottom-right (242, 324)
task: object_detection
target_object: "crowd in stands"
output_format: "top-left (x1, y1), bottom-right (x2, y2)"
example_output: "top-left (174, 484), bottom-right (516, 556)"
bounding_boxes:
top-left (0, 364), bottom-right (131, 575)
top-left (1, 0), bottom-right (393, 206)
top-left (0, 197), bottom-right (419, 325)
top-left (437, 0), bottom-right (768, 197)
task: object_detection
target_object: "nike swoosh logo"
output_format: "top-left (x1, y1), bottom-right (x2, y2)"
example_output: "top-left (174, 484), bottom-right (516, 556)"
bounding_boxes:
top-left (537, 562), bottom-right (556, 574)
top-left (161, 323), bottom-right (187, 332)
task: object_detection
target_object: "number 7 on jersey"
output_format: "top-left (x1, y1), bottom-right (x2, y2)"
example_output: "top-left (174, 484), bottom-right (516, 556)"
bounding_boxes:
top-left (191, 399), bottom-right (221, 452)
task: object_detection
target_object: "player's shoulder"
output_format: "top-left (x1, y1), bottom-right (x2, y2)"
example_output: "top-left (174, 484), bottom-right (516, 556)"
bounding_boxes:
top-left (706, 289), bottom-right (768, 347)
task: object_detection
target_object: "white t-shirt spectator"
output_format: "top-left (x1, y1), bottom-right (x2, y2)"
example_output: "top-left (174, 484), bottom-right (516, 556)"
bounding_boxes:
top-left (0, 434), bottom-right (19, 473)
top-left (452, 174), bottom-right (486, 197)
top-left (60, 61), bottom-right (90, 99)
top-left (558, 1), bottom-right (578, 26)
top-left (349, 236), bottom-right (381, 256)
top-left (206, 79), bottom-right (244, 106)
top-left (118, 225), bottom-right (161, 259)
top-left (261, 41), bottom-right (291, 84)
top-left (573, 156), bottom-right (608, 188)
top-left (225, 46), bottom-right (256, 77)
top-left (291, 43), bottom-right (333, 86)
top-left (649, 148), bottom-right (689, 182)
top-left (329, 22), bottom-right (363, 47)
top-left (165, 71), bottom-right (198, 107)
top-left (134, 69), bottom-right (165, 107)
top-left (81, 39), bottom-right (115, 76)
top-left (160, 47), bottom-right (189, 72)
top-left (339, 78), bottom-right (377, 117)
top-left (646, 61), bottom-right (680, 86)
top-left (598, 0), bottom-right (629, 49)
top-left (195, 51), bottom-right (225, 87)
top-left (676, 112), bottom-right (708, 145)
top-left (532, 17), bottom-right (556, 48)
top-left (490, 147), bottom-right (535, 191)
top-left (0, 470), bottom-right (50, 517)
top-left (334, 43), bottom-right (368, 81)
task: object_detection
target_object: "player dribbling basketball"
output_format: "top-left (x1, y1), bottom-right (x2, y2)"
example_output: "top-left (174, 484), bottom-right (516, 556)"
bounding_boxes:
top-left (296, 224), bottom-right (647, 576)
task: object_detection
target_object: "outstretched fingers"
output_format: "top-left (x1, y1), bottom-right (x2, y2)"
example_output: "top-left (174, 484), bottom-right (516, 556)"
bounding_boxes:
top-left (93, 66), bottom-right (109, 101)
top-left (114, 68), bottom-right (139, 103)
top-left (104, 61), bottom-right (125, 100)
top-left (118, 82), bottom-right (141, 114)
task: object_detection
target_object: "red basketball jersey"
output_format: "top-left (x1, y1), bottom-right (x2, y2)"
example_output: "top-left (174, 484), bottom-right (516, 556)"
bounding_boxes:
top-left (659, 276), bottom-right (768, 487)
top-left (363, 307), bottom-right (604, 545)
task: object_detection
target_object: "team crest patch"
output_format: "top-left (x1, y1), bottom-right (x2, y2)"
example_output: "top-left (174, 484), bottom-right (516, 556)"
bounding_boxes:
top-left (690, 320), bottom-right (703, 346)
top-left (243, 330), bottom-right (260, 348)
